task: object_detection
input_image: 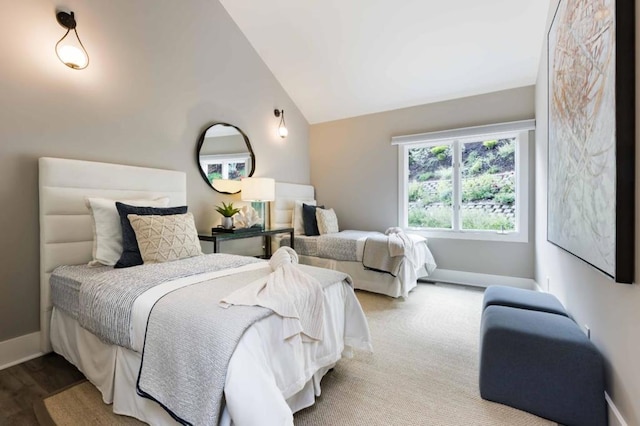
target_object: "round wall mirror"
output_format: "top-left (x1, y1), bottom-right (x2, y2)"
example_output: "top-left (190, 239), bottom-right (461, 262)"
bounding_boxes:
top-left (196, 122), bottom-right (255, 194)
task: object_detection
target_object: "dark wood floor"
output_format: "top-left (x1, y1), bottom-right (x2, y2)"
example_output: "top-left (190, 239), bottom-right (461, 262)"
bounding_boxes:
top-left (0, 353), bottom-right (85, 426)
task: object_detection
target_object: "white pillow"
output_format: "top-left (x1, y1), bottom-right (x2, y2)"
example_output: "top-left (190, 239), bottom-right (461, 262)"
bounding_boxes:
top-left (85, 197), bottom-right (170, 266)
top-left (292, 200), bottom-right (316, 235)
top-left (316, 208), bottom-right (339, 234)
top-left (127, 213), bottom-right (202, 264)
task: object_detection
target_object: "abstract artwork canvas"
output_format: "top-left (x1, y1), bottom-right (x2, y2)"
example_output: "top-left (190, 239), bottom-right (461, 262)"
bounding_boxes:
top-left (547, 0), bottom-right (634, 283)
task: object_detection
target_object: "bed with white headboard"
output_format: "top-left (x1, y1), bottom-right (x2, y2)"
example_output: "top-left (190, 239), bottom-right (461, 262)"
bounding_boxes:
top-left (270, 182), bottom-right (436, 298)
top-left (39, 157), bottom-right (187, 353)
top-left (38, 157), bottom-right (371, 425)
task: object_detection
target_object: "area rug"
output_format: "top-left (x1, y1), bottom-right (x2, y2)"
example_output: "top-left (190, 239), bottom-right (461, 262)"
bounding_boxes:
top-left (35, 284), bottom-right (555, 425)
top-left (34, 380), bottom-right (144, 425)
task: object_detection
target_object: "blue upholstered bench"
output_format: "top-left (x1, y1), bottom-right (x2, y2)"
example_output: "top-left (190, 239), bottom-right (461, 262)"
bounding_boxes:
top-left (479, 287), bottom-right (606, 426)
top-left (482, 285), bottom-right (568, 316)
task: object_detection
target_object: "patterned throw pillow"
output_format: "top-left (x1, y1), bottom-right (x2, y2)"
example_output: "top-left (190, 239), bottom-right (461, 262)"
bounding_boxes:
top-left (316, 208), bottom-right (339, 234)
top-left (115, 203), bottom-right (188, 268)
top-left (127, 213), bottom-right (202, 264)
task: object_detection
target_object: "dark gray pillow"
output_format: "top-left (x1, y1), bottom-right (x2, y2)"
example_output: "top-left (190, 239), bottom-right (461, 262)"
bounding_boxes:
top-left (303, 203), bottom-right (324, 236)
top-left (114, 202), bottom-right (188, 268)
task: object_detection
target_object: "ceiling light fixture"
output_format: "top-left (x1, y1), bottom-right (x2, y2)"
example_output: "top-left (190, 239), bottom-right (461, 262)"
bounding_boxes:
top-left (55, 11), bottom-right (89, 70)
top-left (274, 109), bottom-right (288, 138)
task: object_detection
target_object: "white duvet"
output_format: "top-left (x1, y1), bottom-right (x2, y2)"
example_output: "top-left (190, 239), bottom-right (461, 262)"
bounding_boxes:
top-left (53, 262), bottom-right (372, 426)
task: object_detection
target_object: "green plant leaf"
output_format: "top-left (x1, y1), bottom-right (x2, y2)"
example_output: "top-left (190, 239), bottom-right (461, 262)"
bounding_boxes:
top-left (215, 201), bottom-right (241, 217)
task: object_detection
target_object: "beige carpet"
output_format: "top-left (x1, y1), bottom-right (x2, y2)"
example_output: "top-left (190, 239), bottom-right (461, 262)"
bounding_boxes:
top-left (294, 284), bottom-right (555, 425)
top-left (36, 284), bottom-right (555, 425)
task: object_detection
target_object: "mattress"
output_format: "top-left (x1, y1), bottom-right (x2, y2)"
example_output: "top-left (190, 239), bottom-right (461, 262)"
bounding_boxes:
top-left (281, 231), bottom-right (437, 298)
top-left (283, 231), bottom-right (371, 260)
top-left (51, 276), bottom-right (367, 425)
top-left (281, 235), bottom-right (319, 257)
top-left (50, 264), bottom-right (112, 320)
top-left (48, 257), bottom-right (373, 425)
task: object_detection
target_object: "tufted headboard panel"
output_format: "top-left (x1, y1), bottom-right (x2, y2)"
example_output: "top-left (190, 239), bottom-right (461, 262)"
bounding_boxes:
top-left (269, 182), bottom-right (315, 229)
top-left (38, 157), bottom-right (186, 352)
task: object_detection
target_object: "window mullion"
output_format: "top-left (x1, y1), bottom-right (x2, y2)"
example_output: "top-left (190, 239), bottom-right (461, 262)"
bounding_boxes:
top-left (222, 162), bottom-right (229, 179)
top-left (399, 145), bottom-right (409, 228)
top-left (451, 140), bottom-right (461, 231)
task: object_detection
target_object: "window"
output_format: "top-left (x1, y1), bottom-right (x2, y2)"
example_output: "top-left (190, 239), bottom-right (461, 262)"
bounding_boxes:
top-left (394, 120), bottom-right (533, 242)
top-left (199, 154), bottom-right (250, 184)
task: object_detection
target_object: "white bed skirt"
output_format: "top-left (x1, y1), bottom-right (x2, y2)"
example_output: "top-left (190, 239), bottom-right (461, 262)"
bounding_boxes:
top-left (50, 279), bottom-right (367, 426)
top-left (51, 308), bottom-right (181, 424)
top-left (298, 255), bottom-right (427, 298)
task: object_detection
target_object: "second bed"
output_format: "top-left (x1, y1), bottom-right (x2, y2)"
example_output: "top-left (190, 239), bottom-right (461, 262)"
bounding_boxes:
top-left (270, 182), bottom-right (437, 298)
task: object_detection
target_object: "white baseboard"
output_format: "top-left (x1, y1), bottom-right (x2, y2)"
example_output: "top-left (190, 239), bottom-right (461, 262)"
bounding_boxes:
top-left (422, 269), bottom-right (536, 290)
top-left (0, 332), bottom-right (44, 371)
top-left (533, 280), bottom-right (544, 292)
top-left (605, 392), bottom-right (628, 426)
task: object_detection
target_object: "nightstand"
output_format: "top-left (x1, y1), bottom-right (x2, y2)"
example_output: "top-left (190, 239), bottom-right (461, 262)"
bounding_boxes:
top-left (199, 227), bottom-right (294, 258)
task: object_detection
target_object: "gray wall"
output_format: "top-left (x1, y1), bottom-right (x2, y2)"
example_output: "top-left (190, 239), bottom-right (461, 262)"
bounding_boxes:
top-left (200, 135), bottom-right (248, 156)
top-left (0, 0), bottom-right (310, 342)
top-left (535, 1), bottom-right (640, 423)
top-left (309, 86), bottom-right (535, 278)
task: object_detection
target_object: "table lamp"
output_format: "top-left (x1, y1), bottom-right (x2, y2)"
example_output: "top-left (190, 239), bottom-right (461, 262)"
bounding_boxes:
top-left (241, 177), bottom-right (275, 229)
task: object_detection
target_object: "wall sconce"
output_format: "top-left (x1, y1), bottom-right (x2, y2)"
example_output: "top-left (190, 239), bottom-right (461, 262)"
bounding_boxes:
top-left (274, 109), bottom-right (288, 138)
top-left (55, 11), bottom-right (89, 70)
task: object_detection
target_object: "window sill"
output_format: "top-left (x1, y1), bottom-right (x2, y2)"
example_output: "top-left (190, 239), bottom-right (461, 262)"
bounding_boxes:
top-left (405, 228), bottom-right (528, 243)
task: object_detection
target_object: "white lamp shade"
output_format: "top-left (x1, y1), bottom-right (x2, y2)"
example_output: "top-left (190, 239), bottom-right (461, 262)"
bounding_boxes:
top-left (241, 177), bottom-right (275, 201)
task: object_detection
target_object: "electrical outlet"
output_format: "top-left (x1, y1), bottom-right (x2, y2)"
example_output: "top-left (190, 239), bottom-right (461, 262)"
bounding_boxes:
top-left (585, 325), bottom-right (591, 339)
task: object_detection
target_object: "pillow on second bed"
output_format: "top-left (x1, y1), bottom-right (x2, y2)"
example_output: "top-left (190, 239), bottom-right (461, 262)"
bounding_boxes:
top-left (127, 212), bottom-right (202, 264)
top-left (115, 203), bottom-right (188, 268)
top-left (316, 208), bottom-right (339, 234)
top-left (292, 200), bottom-right (316, 235)
top-left (302, 203), bottom-right (324, 236)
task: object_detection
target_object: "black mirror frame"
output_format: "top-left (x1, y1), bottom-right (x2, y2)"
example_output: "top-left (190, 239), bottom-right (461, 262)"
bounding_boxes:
top-left (195, 122), bottom-right (256, 194)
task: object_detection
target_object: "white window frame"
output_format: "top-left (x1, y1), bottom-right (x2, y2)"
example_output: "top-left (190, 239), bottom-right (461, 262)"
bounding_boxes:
top-left (394, 120), bottom-right (534, 243)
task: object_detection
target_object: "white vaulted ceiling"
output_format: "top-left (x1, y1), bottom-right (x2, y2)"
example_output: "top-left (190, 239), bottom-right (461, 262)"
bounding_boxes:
top-left (220, 0), bottom-right (551, 124)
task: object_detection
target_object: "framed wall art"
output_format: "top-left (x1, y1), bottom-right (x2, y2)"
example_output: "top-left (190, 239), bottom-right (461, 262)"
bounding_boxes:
top-left (547, 0), bottom-right (635, 283)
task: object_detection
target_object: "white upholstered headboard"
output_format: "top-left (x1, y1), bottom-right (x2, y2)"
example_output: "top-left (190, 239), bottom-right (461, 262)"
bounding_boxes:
top-left (39, 157), bottom-right (186, 352)
top-left (269, 182), bottom-right (315, 229)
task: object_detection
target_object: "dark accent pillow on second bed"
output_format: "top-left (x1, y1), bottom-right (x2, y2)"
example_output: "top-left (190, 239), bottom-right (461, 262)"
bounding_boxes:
top-left (114, 202), bottom-right (188, 268)
top-left (302, 203), bottom-right (324, 236)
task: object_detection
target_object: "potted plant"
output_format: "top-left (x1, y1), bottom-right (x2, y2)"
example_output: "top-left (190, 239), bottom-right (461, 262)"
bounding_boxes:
top-left (215, 202), bottom-right (241, 229)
